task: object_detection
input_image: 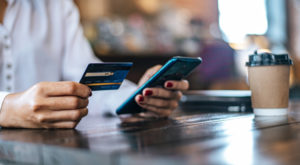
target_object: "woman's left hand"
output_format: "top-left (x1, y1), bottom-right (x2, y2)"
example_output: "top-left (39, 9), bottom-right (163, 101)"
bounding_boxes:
top-left (134, 65), bottom-right (189, 118)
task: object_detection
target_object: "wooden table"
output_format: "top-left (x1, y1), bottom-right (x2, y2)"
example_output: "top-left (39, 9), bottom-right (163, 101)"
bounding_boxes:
top-left (1, 101), bottom-right (300, 165)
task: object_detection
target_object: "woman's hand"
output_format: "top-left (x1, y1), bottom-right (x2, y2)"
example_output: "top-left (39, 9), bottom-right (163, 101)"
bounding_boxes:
top-left (0, 82), bottom-right (91, 129)
top-left (135, 65), bottom-right (189, 118)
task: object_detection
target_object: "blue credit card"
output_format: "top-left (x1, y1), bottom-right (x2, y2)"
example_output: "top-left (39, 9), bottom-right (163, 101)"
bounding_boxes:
top-left (79, 63), bottom-right (133, 91)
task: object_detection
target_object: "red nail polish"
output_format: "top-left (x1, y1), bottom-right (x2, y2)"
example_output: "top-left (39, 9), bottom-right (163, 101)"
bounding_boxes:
top-left (166, 82), bottom-right (173, 88)
top-left (89, 89), bottom-right (92, 96)
top-left (138, 96), bottom-right (144, 102)
top-left (145, 90), bottom-right (153, 96)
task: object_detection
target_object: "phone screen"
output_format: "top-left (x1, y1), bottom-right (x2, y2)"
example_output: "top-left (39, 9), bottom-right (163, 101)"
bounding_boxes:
top-left (150, 60), bottom-right (200, 87)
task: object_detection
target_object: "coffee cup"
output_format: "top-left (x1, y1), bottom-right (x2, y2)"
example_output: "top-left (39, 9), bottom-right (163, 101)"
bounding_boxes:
top-left (246, 51), bottom-right (293, 116)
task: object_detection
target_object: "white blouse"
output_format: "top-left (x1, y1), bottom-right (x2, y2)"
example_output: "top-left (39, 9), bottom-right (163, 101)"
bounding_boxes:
top-left (0, 0), bottom-right (137, 115)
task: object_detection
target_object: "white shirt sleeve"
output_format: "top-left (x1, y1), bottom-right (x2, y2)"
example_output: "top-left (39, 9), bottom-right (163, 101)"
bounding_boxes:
top-left (0, 92), bottom-right (10, 111)
top-left (61, 1), bottom-right (137, 115)
top-left (61, 0), bottom-right (99, 82)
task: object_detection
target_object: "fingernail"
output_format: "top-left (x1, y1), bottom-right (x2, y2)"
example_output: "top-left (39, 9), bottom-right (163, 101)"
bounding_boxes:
top-left (166, 82), bottom-right (173, 88)
top-left (138, 96), bottom-right (144, 102)
top-left (145, 90), bottom-right (153, 96)
top-left (89, 89), bottom-right (92, 96)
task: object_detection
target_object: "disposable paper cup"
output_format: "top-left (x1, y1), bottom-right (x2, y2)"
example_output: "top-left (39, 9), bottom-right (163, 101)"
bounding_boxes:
top-left (246, 52), bottom-right (292, 116)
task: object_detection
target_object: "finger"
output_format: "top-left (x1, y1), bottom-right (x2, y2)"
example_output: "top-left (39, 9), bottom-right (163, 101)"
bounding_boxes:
top-left (43, 121), bottom-right (79, 129)
top-left (164, 80), bottom-right (189, 91)
top-left (35, 108), bottom-right (88, 123)
top-left (138, 65), bottom-right (162, 86)
top-left (135, 95), bottom-right (177, 117)
top-left (136, 95), bottom-right (179, 109)
top-left (142, 88), bottom-right (182, 100)
top-left (36, 82), bottom-right (91, 98)
top-left (39, 97), bottom-right (89, 110)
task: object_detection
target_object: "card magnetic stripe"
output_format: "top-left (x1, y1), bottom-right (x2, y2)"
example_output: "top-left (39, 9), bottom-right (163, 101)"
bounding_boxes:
top-left (86, 82), bottom-right (122, 86)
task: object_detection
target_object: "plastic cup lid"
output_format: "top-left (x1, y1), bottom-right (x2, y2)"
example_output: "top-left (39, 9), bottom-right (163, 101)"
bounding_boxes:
top-left (246, 51), bottom-right (293, 67)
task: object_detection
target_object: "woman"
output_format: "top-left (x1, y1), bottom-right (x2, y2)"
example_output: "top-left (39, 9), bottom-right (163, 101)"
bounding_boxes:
top-left (0, 0), bottom-right (189, 128)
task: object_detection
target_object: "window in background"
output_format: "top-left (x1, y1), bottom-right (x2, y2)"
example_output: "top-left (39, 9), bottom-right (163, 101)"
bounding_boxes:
top-left (218, 0), bottom-right (268, 44)
top-left (266, 0), bottom-right (287, 52)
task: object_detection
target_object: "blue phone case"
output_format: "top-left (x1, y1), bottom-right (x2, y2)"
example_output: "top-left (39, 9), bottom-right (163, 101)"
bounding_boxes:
top-left (116, 56), bottom-right (202, 115)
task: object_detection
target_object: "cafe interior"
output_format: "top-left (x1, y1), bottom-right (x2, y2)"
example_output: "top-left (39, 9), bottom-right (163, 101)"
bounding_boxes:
top-left (3, 0), bottom-right (300, 165)
top-left (75, 0), bottom-right (300, 91)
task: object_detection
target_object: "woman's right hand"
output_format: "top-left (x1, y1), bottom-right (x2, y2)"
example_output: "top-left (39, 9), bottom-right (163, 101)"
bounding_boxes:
top-left (0, 82), bottom-right (91, 129)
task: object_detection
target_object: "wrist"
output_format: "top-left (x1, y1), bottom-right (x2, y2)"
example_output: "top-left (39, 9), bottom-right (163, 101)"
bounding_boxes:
top-left (0, 93), bottom-right (18, 127)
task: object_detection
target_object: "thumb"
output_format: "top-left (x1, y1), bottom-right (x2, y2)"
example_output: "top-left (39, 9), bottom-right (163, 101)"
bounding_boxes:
top-left (138, 65), bottom-right (162, 87)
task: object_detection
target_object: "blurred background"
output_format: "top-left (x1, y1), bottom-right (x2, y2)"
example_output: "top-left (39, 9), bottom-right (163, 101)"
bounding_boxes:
top-left (74, 0), bottom-right (300, 91)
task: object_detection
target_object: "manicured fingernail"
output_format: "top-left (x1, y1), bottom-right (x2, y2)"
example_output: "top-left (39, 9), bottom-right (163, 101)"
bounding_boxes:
top-left (145, 90), bottom-right (153, 96)
top-left (166, 82), bottom-right (173, 88)
top-left (138, 96), bottom-right (144, 102)
top-left (89, 89), bottom-right (92, 96)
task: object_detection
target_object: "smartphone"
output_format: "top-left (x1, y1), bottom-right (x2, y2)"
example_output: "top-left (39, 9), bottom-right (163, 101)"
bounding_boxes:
top-left (116, 56), bottom-right (202, 115)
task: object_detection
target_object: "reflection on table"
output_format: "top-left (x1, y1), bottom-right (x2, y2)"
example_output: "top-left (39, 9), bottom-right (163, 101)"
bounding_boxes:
top-left (0, 101), bottom-right (300, 164)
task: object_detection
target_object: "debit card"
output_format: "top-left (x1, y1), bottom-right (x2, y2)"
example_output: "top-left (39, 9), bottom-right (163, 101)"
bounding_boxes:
top-left (79, 63), bottom-right (133, 91)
